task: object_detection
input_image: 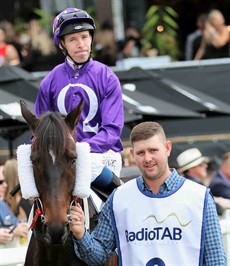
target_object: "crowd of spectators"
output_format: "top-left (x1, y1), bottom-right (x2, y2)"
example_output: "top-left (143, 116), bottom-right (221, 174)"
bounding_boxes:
top-left (0, 8), bottom-right (229, 71)
top-left (0, 18), bottom-right (64, 71)
top-left (0, 17), bottom-right (149, 70)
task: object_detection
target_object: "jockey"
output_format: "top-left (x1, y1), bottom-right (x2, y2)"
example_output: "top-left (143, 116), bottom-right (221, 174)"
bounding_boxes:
top-left (34, 7), bottom-right (124, 201)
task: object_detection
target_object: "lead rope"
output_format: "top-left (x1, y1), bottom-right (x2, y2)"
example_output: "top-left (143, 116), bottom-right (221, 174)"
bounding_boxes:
top-left (29, 198), bottom-right (44, 230)
top-left (83, 198), bottom-right (90, 230)
top-left (71, 196), bottom-right (90, 230)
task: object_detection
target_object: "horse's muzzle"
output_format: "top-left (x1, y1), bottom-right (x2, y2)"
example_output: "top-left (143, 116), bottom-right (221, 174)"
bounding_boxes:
top-left (43, 222), bottom-right (70, 246)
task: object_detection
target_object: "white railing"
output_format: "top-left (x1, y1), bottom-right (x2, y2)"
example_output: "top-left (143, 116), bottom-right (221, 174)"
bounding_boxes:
top-left (219, 209), bottom-right (230, 266)
top-left (0, 246), bottom-right (27, 266)
top-left (0, 237), bottom-right (27, 266)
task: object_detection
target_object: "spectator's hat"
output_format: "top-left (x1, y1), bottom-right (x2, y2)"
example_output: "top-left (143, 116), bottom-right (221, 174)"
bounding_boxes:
top-left (176, 148), bottom-right (208, 173)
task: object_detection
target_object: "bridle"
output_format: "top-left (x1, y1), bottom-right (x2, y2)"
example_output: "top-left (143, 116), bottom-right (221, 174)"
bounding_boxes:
top-left (29, 196), bottom-right (79, 231)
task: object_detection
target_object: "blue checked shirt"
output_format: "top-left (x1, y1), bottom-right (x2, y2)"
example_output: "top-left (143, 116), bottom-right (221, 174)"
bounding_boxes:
top-left (73, 169), bottom-right (226, 265)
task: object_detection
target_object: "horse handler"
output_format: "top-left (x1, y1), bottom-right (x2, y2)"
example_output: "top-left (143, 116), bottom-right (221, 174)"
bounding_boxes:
top-left (70, 122), bottom-right (226, 265)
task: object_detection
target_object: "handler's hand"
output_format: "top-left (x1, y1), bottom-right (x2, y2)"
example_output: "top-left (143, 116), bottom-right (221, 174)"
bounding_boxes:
top-left (70, 203), bottom-right (85, 240)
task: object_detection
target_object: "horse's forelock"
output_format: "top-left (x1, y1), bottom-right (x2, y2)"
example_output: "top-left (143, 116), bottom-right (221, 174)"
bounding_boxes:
top-left (35, 113), bottom-right (72, 159)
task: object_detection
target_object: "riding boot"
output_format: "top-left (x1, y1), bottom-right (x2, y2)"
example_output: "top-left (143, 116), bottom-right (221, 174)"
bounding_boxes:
top-left (91, 166), bottom-right (123, 202)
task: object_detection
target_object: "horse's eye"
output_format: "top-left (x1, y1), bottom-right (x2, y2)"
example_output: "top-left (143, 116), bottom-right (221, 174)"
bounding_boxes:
top-left (71, 158), bottom-right (76, 167)
top-left (30, 158), bottom-right (36, 167)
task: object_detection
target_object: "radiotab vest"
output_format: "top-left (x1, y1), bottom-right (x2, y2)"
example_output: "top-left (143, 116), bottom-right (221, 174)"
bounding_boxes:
top-left (112, 178), bottom-right (208, 266)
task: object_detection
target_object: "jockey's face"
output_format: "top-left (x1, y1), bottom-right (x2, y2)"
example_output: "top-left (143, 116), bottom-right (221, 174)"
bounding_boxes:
top-left (63, 30), bottom-right (92, 64)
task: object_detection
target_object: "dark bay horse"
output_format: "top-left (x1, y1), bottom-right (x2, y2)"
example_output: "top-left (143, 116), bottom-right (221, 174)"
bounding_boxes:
top-left (19, 100), bottom-right (117, 266)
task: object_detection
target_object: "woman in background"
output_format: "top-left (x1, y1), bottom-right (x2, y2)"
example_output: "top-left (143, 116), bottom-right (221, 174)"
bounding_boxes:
top-left (0, 165), bottom-right (28, 245)
top-left (0, 22), bottom-right (20, 66)
top-left (194, 9), bottom-right (230, 60)
top-left (20, 19), bottom-right (64, 72)
top-left (3, 159), bottom-right (32, 221)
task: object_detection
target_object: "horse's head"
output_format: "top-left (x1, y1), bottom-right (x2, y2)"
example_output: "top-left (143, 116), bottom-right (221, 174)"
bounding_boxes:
top-left (20, 100), bottom-right (84, 245)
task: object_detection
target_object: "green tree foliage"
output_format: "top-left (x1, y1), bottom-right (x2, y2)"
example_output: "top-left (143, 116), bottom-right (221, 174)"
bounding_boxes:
top-left (142, 5), bottom-right (179, 60)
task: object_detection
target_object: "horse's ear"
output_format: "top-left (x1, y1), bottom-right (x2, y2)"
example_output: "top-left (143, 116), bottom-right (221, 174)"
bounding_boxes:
top-left (20, 100), bottom-right (39, 132)
top-left (65, 98), bottom-right (84, 131)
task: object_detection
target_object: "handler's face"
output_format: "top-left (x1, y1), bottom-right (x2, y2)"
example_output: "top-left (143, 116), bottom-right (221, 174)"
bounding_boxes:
top-left (130, 135), bottom-right (171, 182)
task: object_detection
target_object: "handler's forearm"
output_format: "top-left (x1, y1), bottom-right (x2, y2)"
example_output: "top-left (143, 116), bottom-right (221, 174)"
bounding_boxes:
top-left (73, 230), bottom-right (110, 264)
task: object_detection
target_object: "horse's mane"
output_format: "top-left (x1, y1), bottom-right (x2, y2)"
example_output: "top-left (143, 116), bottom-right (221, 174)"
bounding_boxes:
top-left (34, 112), bottom-right (74, 159)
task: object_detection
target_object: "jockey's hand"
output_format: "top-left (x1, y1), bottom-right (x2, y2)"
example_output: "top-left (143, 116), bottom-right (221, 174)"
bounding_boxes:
top-left (70, 203), bottom-right (85, 240)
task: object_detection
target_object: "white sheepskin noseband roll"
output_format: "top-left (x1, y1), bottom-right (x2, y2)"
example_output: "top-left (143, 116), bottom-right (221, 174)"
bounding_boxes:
top-left (17, 142), bottom-right (91, 200)
top-left (73, 142), bottom-right (91, 198)
top-left (17, 144), bottom-right (39, 200)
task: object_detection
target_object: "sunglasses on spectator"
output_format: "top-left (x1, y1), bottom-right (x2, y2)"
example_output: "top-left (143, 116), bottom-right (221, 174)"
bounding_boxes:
top-left (0, 180), bottom-right (6, 185)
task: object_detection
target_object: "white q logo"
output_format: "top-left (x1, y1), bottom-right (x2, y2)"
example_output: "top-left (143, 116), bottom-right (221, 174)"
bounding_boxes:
top-left (57, 83), bottom-right (99, 133)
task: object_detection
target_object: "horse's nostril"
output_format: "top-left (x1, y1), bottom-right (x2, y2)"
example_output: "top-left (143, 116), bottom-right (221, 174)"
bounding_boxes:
top-left (45, 223), bottom-right (69, 245)
top-left (61, 225), bottom-right (70, 244)
top-left (44, 235), bottom-right (52, 245)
